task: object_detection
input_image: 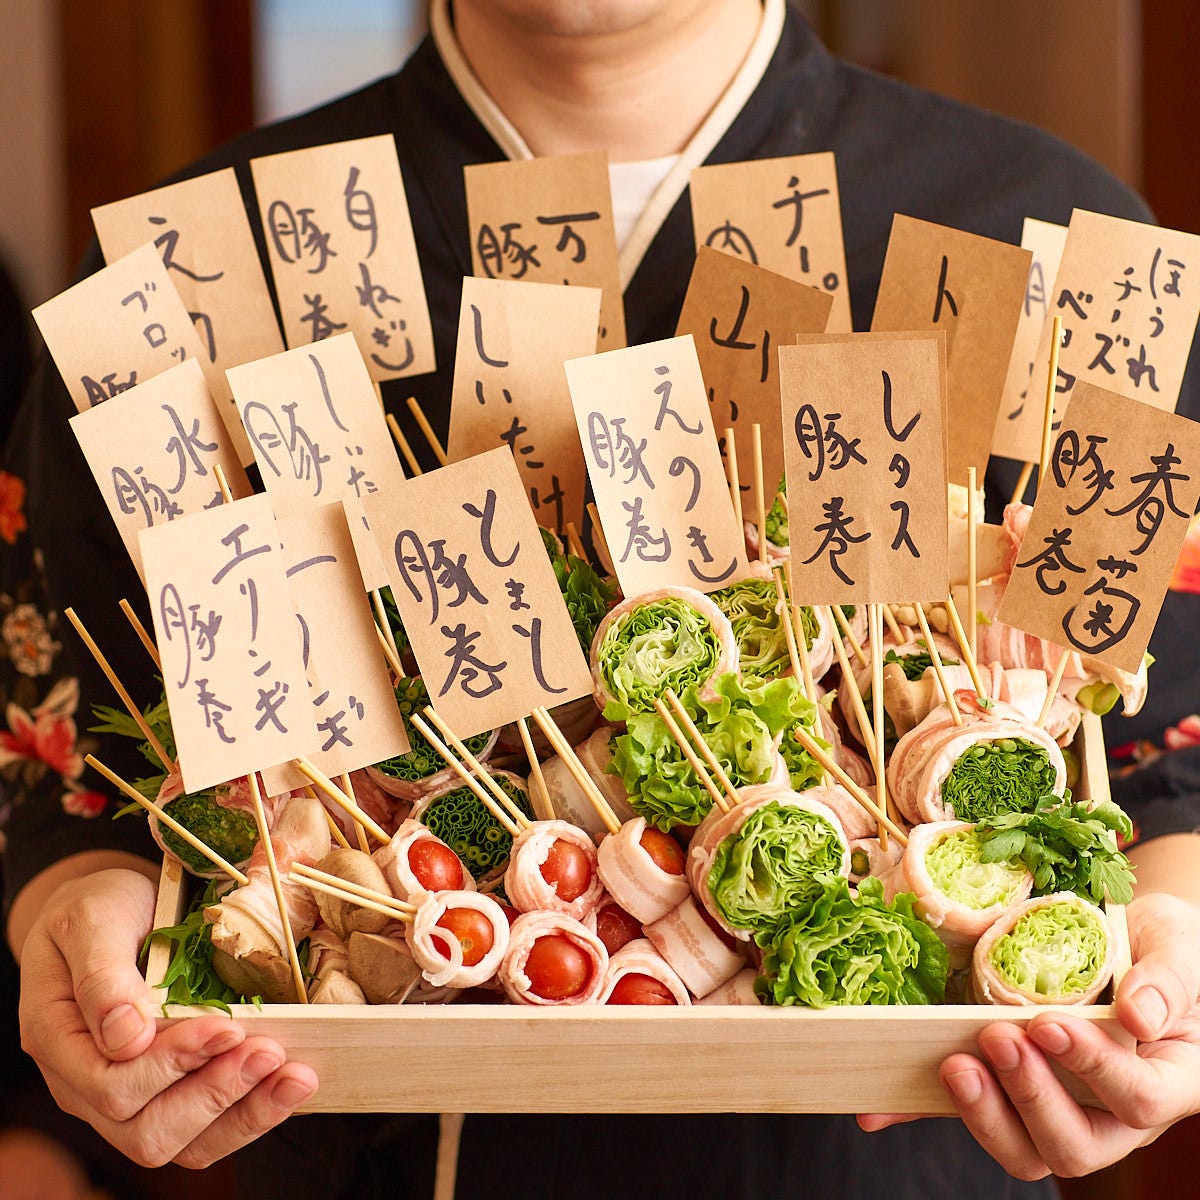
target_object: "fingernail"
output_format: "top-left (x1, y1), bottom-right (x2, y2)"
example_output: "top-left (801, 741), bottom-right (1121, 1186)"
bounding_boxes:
top-left (1029, 1021), bottom-right (1071, 1055)
top-left (100, 1004), bottom-right (145, 1052)
top-left (984, 1036), bottom-right (1020, 1072)
top-left (1133, 986), bottom-right (1168, 1036)
top-left (202, 1027), bottom-right (242, 1057)
top-left (242, 1051), bottom-right (282, 1084)
top-left (270, 1075), bottom-right (316, 1109)
top-left (944, 1069), bottom-right (982, 1105)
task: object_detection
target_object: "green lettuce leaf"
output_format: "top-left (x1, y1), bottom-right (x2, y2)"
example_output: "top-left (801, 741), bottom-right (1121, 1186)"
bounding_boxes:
top-left (764, 474), bottom-right (789, 547)
top-left (554, 554), bottom-right (618, 653)
top-left (924, 827), bottom-right (1029, 910)
top-left (988, 901), bottom-right (1109, 998)
top-left (755, 877), bottom-right (949, 1007)
top-left (940, 738), bottom-right (1059, 822)
top-left (711, 577), bottom-right (820, 685)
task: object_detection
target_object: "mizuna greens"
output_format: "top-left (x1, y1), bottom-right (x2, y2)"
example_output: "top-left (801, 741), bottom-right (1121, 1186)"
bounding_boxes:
top-left (711, 577), bottom-right (820, 685)
top-left (940, 737), bottom-right (1059, 823)
top-left (756, 878), bottom-right (949, 1008)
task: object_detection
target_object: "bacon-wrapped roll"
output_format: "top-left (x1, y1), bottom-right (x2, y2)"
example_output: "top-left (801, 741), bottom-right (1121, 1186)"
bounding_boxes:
top-left (971, 892), bottom-right (1117, 1006)
top-left (643, 896), bottom-right (746, 996)
top-left (541, 727), bottom-right (637, 840)
top-left (596, 815), bottom-right (691, 924)
top-left (599, 938), bottom-right (691, 1006)
top-left (695, 968), bottom-right (762, 1006)
top-left (504, 819), bottom-right (604, 921)
top-left (406, 890), bottom-right (510, 990)
top-left (590, 586), bottom-right (738, 714)
top-left (499, 911), bottom-right (609, 1006)
top-left (374, 818), bottom-right (473, 903)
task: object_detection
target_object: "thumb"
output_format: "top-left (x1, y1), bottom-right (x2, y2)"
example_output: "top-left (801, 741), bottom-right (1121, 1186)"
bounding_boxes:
top-left (1116, 892), bottom-right (1200, 1042)
top-left (45, 868), bottom-right (162, 1061)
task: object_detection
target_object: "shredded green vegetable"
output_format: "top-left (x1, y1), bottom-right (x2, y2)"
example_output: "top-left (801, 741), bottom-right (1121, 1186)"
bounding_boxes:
top-left (421, 775), bottom-right (535, 880)
top-left (940, 738), bottom-right (1058, 823)
top-left (158, 790), bottom-right (259, 875)
top-left (372, 677), bottom-right (494, 784)
top-left (711, 577), bottom-right (820, 685)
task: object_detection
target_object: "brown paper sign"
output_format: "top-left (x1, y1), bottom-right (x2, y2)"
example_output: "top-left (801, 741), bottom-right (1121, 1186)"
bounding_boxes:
top-left (447, 277), bottom-right (601, 537)
top-left (565, 334), bottom-right (747, 597)
top-left (998, 381), bottom-right (1200, 673)
top-left (139, 493), bottom-right (317, 793)
top-left (250, 134), bottom-right (435, 380)
top-left (92, 168), bottom-right (285, 465)
top-left (676, 246), bottom-right (833, 502)
top-left (990, 218), bottom-right (1068, 463)
top-left (363, 447), bottom-right (592, 739)
top-left (464, 152), bottom-right (625, 350)
top-left (69, 358), bottom-right (252, 584)
top-left (871, 214), bottom-right (1031, 484)
top-left (32, 243), bottom-right (215, 414)
top-left (1025, 210), bottom-right (1200, 447)
top-left (260, 503), bottom-right (411, 794)
top-left (780, 333), bottom-right (949, 605)
top-left (689, 152), bottom-right (852, 333)
top-left (225, 332), bottom-right (407, 590)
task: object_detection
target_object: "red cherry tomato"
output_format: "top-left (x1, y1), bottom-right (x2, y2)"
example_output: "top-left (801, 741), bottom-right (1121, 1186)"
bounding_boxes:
top-left (607, 972), bottom-right (677, 1006)
top-left (595, 903), bottom-right (643, 955)
top-left (539, 839), bottom-right (593, 902)
top-left (433, 906), bottom-right (494, 967)
top-left (638, 826), bottom-right (686, 875)
top-left (408, 838), bottom-right (464, 891)
top-left (523, 933), bottom-right (593, 999)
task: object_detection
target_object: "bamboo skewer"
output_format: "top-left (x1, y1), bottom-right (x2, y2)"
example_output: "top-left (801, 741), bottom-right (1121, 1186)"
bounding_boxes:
top-left (65, 607), bottom-right (177, 774)
top-left (213, 463), bottom-right (234, 504)
top-left (586, 503), bottom-right (614, 575)
top-left (294, 758), bottom-right (392, 844)
top-left (374, 623), bottom-right (405, 680)
top-left (1009, 461), bottom-right (1035, 507)
top-left (565, 522), bottom-right (587, 561)
top-left (869, 605), bottom-right (890, 851)
top-left (248, 769), bottom-right (309, 1003)
top-left (292, 861), bottom-right (417, 916)
top-left (966, 466), bottom-right (978, 668)
top-left (771, 568), bottom-right (804, 683)
top-left (289, 870), bottom-right (414, 925)
top-left (943, 593), bottom-right (988, 699)
top-left (1039, 316), bottom-right (1064, 484)
top-left (406, 397), bottom-right (448, 467)
top-left (408, 713), bottom-right (522, 838)
top-left (789, 726), bottom-right (908, 846)
top-left (421, 707), bottom-right (531, 830)
top-left (724, 426), bottom-right (744, 530)
top-left (830, 604), bottom-right (868, 669)
top-left (1037, 651), bottom-right (1072, 730)
top-left (371, 589), bottom-right (403, 672)
top-left (663, 689), bottom-right (741, 810)
top-left (652, 697), bottom-right (732, 816)
top-left (825, 607), bottom-right (880, 773)
top-left (530, 706), bottom-right (621, 835)
top-left (322, 806), bottom-right (353, 851)
top-left (386, 412), bottom-right (422, 477)
top-left (914, 602), bottom-right (963, 727)
top-left (881, 603), bottom-right (905, 645)
top-left (752, 423), bottom-right (768, 566)
top-left (118, 598), bottom-right (161, 669)
top-left (339, 771), bottom-right (371, 853)
top-left (85, 754), bottom-right (249, 884)
top-left (517, 716), bottom-right (554, 822)
top-left (784, 561), bottom-right (817, 703)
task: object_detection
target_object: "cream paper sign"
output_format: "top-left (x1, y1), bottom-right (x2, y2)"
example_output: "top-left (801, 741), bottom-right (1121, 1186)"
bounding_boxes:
top-left (780, 333), bottom-right (948, 605)
top-left (226, 332), bottom-right (407, 590)
top-left (464, 151), bottom-right (625, 350)
top-left (70, 358), bottom-right (252, 584)
top-left (139, 493), bottom-right (316, 793)
top-left (689, 152), bottom-right (852, 333)
top-left (260, 503), bottom-right (411, 794)
top-left (92, 167), bottom-right (285, 464)
top-left (676, 246), bottom-right (833, 501)
top-left (998, 381), bottom-right (1200, 673)
top-left (447, 277), bottom-right (601, 537)
top-left (33, 243), bottom-right (216, 414)
top-left (565, 334), bottom-right (747, 597)
top-left (363, 447), bottom-right (592, 739)
top-left (251, 134), bottom-right (435, 380)
top-left (991, 218), bottom-right (1068, 463)
top-left (1024, 210), bottom-right (1200, 450)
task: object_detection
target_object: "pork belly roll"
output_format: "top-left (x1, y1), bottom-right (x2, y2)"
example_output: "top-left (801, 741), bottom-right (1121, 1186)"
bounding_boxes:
top-left (643, 896), bottom-right (747, 996)
top-left (971, 892), bottom-right (1117, 1006)
top-left (886, 820), bottom-right (1034, 969)
top-left (695, 968), bottom-right (762, 1006)
top-left (596, 815), bottom-right (691, 925)
top-left (540, 727), bottom-right (637, 840)
top-left (590, 586), bottom-right (738, 714)
top-left (406, 890), bottom-right (510, 990)
top-left (499, 911), bottom-right (609, 1006)
top-left (504, 819), bottom-right (604, 921)
top-left (374, 818), bottom-right (473, 903)
top-left (600, 938), bottom-right (692, 1006)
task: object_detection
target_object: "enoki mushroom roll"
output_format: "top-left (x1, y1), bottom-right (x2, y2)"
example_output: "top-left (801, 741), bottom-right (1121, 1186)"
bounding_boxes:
top-left (595, 815), bottom-right (690, 925)
top-left (599, 938), bottom-right (692, 1006)
top-left (499, 911), bottom-right (609, 1005)
top-left (406, 890), bottom-right (510, 990)
top-left (504, 819), bottom-right (605, 921)
top-left (971, 892), bottom-right (1117, 1006)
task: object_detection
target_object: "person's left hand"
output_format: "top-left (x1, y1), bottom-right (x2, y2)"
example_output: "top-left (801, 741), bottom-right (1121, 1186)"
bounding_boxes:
top-left (858, 890), bottom-right (1200, 1180)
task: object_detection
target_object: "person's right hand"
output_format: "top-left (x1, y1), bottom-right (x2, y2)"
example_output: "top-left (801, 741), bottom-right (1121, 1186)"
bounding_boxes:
top-left (18, 867), bottom-right (318, 1168)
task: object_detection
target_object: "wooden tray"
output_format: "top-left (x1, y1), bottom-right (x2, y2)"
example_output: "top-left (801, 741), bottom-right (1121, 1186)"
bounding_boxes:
top-left (145, 712), bottom-right (1133, 1114)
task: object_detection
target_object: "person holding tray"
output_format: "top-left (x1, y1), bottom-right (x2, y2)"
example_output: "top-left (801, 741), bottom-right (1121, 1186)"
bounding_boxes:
top-left (6, 2), bottom-right (1200, 1197)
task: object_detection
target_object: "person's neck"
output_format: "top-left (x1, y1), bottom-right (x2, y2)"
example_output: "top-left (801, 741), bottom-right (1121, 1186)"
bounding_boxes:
top-left (452, 1), bottom-right (764, 162)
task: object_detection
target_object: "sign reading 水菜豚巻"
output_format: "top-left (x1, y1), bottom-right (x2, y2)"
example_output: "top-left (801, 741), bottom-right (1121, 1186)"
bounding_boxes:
top-left (780, 333), bottom-right (949, 606)
top-left (998, 381), bottom-right (1200, 674)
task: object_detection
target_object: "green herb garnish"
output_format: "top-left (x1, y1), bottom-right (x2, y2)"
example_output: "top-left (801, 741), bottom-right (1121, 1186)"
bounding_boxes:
top-left (141, 880), bottom-right (239, 1014)
top-left (940, 737), bottom-right (1059, 823)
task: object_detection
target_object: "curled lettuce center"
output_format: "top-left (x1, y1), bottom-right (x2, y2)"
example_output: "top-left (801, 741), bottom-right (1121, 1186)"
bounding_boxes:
top-left (708, 801), bottom-right (845, 932)
top-left (712, 578), bottom-right (820, 685)
top-left (599, 598), bottom-right (721, 713)
top-left (989, 904), bottom-right (1108, 997)
top-left (925, 828), bottom-right (1027, 909)
top-left (940, 737), bottom-right (1058, 822)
